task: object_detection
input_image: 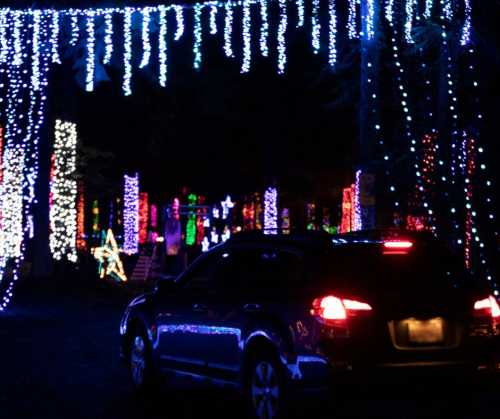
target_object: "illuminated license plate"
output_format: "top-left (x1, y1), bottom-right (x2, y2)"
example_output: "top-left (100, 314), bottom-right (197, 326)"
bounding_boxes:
top-left (407, 318), bottom-right (444, 344)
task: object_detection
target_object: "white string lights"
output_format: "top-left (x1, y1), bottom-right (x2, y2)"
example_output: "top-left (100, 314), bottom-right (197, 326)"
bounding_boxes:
top-left (241, 0), bottom-right (252, 73)
top-left (123, 173), bottom-right (139, 255)
top-left (224, 2), bottom-right (234, 58)
top-left (328, 0), bottom-right (337, 68)
top-left (50, 120), bottom-right (78, 263)
top-left (277, 0), bottom-right (287, 74)
top-left (424, 0), bottom-right (434, 19)
top-left (123, 8), bottom-right (133, 96)
top-left (264, 187), bottom-right (278, 235)
top-left (296, 0), bottom-right (305, 28)
top-left (51, 10), bottom-right (61, 64)
top-left (139, 8), bottom-right (152, 68)
top-left (85, 11), bottom-right (95, 92)
top-left (159, 5), bottom-right (168, 87)
top-left (103, 10), bottom-right (114, 65)
top-left (0, 10), bottom-right (8, 64)
top-left (69, 10), bottom-right (79, 47)
top-left (311, 0), bottom-right (321, 54)
top-left (193, 3), bottom-right (203, 70)
top-left (259, 0), bottom-right (269, 57)
top-left (209, 4), bottom-right (218, 35)
top-left (174, 5), bottom-right (185, 41)
top-left (404, 0), bottom-right (415, 44)
top-left (385, 0), bottom-right (394, 23)
top-left (31, 10), bottom-right (42, 92)
top-left (347, 0), bottom-right (358, 39)
top-left (460, 0), bottom-right (471, 46)
top-left (366, 0), bottom-right (375, 40)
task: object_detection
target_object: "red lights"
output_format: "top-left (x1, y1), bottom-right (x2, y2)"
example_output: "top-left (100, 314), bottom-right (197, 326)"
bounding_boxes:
top-left (383, 240), bottom-right (413, 249)
top-left (311, 295), bottom-right (372, 322)
top-left (474, 296), bottom-right (500, 319)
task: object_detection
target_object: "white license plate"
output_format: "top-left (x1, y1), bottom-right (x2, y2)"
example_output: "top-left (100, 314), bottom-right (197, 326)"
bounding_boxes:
top-left (407, 318), bottom-right (444, 344)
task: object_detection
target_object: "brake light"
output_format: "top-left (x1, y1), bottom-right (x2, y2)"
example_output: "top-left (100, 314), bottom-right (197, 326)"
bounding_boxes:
top-left (383, 240), bottom-right (413, 249)
top-left (311, 295), bottom-right (372, 321)
top-left (474, 296), bottom-right (500, 318)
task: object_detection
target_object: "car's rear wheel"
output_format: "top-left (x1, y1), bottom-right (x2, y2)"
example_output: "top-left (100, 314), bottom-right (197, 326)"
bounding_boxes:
top-left (129, 330), bottom-right (157, 394)
top-left (246, 352), bottom-right (288, 419)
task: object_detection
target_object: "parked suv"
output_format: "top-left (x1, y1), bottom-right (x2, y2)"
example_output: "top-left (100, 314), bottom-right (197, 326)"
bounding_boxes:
top-left (120, 229), bottom-right (500, 418)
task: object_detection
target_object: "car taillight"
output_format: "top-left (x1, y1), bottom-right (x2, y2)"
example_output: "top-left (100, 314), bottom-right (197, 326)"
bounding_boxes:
top-left (311, 295), bottom-right (372, 322)
top-left (474, 296), bottom-right (500, 319)
top-left (383, 240), bottom-right (413, 249)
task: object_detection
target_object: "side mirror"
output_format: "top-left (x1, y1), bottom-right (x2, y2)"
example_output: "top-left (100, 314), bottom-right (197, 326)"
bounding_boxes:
top-left (154, 275), bottom-right (177, 294)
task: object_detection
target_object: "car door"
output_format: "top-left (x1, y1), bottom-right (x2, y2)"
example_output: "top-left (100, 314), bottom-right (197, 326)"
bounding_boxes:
top-left (155, 251), bottom-right (221, 375)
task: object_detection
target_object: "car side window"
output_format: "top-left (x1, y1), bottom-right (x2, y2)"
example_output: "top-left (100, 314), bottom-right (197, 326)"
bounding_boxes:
top-left (180, 252), bottom-right (221, 296)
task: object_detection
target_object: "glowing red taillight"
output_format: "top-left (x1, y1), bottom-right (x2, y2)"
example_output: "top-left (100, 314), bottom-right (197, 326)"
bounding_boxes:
top-left (311, 295), bottom-right (372, 321)
top-left (383, 240), bottom-right (413, 249)
top-left (474, 296), bottom-right (500, 318)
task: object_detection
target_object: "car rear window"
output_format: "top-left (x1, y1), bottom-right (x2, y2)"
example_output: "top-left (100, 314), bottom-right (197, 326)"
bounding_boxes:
top-left (309, 242), bottom-right (469, 290)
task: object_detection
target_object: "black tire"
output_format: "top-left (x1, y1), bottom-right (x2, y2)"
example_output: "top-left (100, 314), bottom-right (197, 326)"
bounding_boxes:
top-left (128, 328), bottom-right (158, 395)
top-left (244, 349), bottom-right (291, 419)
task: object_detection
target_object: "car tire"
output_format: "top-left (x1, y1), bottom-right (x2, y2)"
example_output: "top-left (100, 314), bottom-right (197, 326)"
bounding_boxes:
top-left (245, 349), bottom-right (290, 419)
top-left (129, 328), bottom-right (157, 395)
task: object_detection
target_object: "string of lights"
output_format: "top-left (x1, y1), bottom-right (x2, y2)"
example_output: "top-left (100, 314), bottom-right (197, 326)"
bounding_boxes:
top-left (122, 8), bottom-right (133, 96)
top-left (139, 8), bottom-right (152, 69)
top-left (193, 3), bottom-right (203, 70)
top-left (277, 0), bottom-right (287, 74)
top-left (259, 0), bottom-right (269, 57)
top-left (347, 0), bottom-right (358, 39)
top-left (263, 187), bottom-right (278, 235)
top-left (209, 4), bottom-right (218, 35)
top-left (49, 120), bottom-right (78, 263)
top-left (85, 11), bottom-right (95, 92)
top-left (241, 0), bottom-right (252, 73)
top-left (311, 0), bottom-right (321, 54)
top-left (123, 174), bottom-right (139, 254)
top-left (224, 2), bottom-right (234, 58)
top-left (103, 10), bottom-right (113, 64)
top-left (296, 0), bottom-right (305, 28)
top-left (328, 0), bottom-right (337, 68)
top-left (159, 5), bottom-right (168, 87)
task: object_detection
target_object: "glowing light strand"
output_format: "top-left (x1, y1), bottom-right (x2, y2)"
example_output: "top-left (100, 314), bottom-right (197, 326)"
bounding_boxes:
top-left (123, 174), bottom-right (139, 254)
top-left (328, 0), bottom-right (337, 68)
top-left (0, 10), bottom-right (8, 64)
top-left (159, 5), bottom-right (168, 87)
top-left (209, 4), bottom-right (218, 35)
top-left (424, 0), bottom-right (433, 19)
top-left (51, 10), bottom-right (61, 64)
top-left (277, 0), bottom-right (287, 74)
top-left (49, 120), bottom-right (78, 263)
top-left (259, 0), bottom-right (269, 57)
top-left (405, 0), bottom-right (415, 44)
top-left (296, 0), bottom-right (305, 28)
top-left (69, 10), bottom-right (79, 47)
top-left (103, 10), bottom-right (113, 65)
top-left (223, 2), bottom-right (234, 58)
top-left (311, 0), bottom-right (321, 54)
top-left (85, 11), bottom-right (95, 92)
top-left (31, 10), bottom-right (41, 92)
top-left (139, 8), bottom-right (151, 69)
top-left (366, 0), bottom-right (375, 40)
top-left (460, 0), bottom-right (471, 46)
top-left (264, 187), bottom-right (278, 235)
top-left (347, 0), bottom-right (358, 39)
top-left (174, 5), bottom-right (185, 41)
top-left (193, 4), bottom-right (203, 70)
top-left (123, 8), bottom-right (133, 96)
top-left (241, 0), bottom-right (252, 73)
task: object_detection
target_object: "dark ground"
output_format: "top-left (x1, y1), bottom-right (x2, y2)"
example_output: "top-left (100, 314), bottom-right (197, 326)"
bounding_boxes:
top-left (0, 276), bottom-right (499, 419)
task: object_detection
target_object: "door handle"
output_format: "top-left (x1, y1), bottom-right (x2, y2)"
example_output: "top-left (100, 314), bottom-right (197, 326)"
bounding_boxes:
top-left (192, 303), bottom-right (208, 312)
top-left (243, 303), bottom-right (261, 312)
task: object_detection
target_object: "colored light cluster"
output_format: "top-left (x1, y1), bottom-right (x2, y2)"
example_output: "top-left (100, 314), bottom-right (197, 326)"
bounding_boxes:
top-left (49, 120), bottom-right (78, 263)
top-left (76, 182), bottom-right (86, 251)
top-left (92, 229), bottom-right (127, 282)
top-left (123, 174), bottom-right (139, 254)
top-left (340, 187), bottom-right (353, 233)
top-left (139, 192), bottom-right (149, 245)
top-left (352, 170), bottom-right (362, 231)
top-left (186, 193), bottom-right (197, 246)
top-left (264, 187), bottom-right (278, 235)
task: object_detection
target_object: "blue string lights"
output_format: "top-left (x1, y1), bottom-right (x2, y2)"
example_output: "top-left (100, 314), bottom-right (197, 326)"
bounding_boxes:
top-left (277, 0), bottom-right (287, 74)
top-left (241, 0), bottom-right (252, 73)
top-left (328, 0), bottom-right (337, 68)
top-left (85, 11), bottom-right (95, 92)
top-left (259, 0), bottom-right (269, 57)
top-left (103, 10), bottom-right (114, 65)
top-left (123, 8), bottom-right (133, 96)
top-left (123, 174), bottom-right (139, 255)
top-left (174, 5), bottom-right (185, 41)
top-left (159, 5), bottom-right (168, 87)
top-left (311, 0), bottom-right (321, 54)
top-left (139, 8), bottom-right (152, 69)
top-left (193, 3), bottom-right (203, 70)
top-left (296, 0), bottom-right (305, 28)
top-left (264, 187), bottom-right (278, 235)
top-left (51, 10), bottom-right (62, 64)
top-left (209, 4), bottom-right (218, 35)
top-left (224, 2), bottom-right (234, 58)
top-left (347, 0), bottom-right (358, 39)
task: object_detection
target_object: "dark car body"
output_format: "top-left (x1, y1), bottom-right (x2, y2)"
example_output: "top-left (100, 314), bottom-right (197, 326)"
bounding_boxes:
top-left (119, 230), bottom-right (500, 394)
